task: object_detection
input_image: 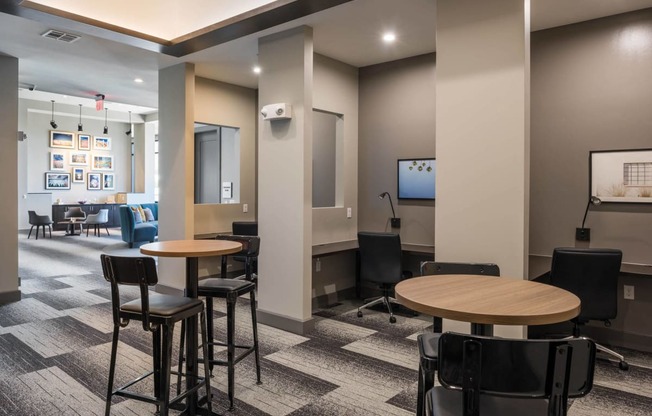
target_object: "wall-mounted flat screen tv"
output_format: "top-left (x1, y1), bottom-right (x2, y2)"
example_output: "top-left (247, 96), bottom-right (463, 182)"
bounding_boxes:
top-left (397, 158), bottom-right (436, 200)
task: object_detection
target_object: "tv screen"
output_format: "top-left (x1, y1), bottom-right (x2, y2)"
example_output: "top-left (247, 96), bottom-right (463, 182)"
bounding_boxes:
top-left (397, 158), bottom-right (436, 200)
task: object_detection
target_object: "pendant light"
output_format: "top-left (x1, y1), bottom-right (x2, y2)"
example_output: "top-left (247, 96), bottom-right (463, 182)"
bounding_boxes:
top-left (103, 108), bottom-right (109, 134)
top-left (77, 104), bottom-right (83, 132)
top-left (125, 111), bottom-right (132, 135)
top-left (50, 100), bottom-right (58, 129)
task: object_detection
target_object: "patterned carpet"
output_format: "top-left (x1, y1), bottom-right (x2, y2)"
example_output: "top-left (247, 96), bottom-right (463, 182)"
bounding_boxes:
top-left (3, 230), bottom-right (651, 415)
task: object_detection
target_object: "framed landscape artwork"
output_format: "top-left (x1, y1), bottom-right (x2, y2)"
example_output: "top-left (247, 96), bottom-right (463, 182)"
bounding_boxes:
top-left (72, 168), bottom-right (85, 183)
top-left (50, 131), bottom-right (75, 149)
top-left (87, 173), bottom-right (101, 190)
top-left (92, 136), bottom-right (112, 151)
top-left (91, 154), bottom-right (113, 171)
top-left (78, 134), bottom-right (91, 150)
top-left (102, 173), bottom-right (115, 190)
top-left (70, 152), bottom-right (89, 166)
top-left (590, 148), bottom-right (652, 203)
top-left (45, 172), bottom-right (71, 190)
top-left (50, 152), bottom-right (65, 170)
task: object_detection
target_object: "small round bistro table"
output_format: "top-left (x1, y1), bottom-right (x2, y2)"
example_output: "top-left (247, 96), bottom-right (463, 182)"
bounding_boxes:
top-left (141, 239), bottom-right (242, 415)
top-left (395, 274), bottom-right (581, 336)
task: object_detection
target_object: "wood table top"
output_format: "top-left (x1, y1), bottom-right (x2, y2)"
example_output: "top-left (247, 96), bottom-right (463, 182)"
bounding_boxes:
top-left (140, 239), bottom-right (242, 258)
top-left (395, 274), bottom-right (581, 326)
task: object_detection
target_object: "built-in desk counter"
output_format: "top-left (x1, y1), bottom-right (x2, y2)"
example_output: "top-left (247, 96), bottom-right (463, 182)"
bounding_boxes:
top-left (312, 239), bottom-right (434, 257)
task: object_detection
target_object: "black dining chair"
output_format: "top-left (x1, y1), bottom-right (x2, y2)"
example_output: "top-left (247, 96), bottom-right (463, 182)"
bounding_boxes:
top-left (101, 255), bottom-right (213, 416)
top-left (426, 332), bottom-right (596, 416)
top-left (416, 261), bottom-right (500, 416)
top-left (232, 221), bottom-right (258, 276)
top-left (27, 210), bottom-right (53, 239)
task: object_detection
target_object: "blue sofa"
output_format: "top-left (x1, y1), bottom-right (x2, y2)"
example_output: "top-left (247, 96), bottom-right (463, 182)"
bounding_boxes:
top-left (119, 203), bottom-right (158, 248)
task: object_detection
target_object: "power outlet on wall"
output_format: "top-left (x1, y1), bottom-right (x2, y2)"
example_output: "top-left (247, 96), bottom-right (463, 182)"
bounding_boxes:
top-left (624, 285), bottom-right (635, 300)
top-left (243, 203), bottom-right (248, 213)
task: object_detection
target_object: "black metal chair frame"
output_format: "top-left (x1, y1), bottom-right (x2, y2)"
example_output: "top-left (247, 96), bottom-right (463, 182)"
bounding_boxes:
top-left (27, 210), bottom-right (52, 239)
top-left (416, 261), bottom-right (500, 416)
top-left (101, 255), bottom-right (213, 416)
top-left (426, 332), bottom-right (596, 416)
top-left (178, 234), bottom-right (262, 411)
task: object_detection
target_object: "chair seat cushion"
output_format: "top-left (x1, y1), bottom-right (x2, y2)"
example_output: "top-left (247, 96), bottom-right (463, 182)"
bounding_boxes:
top-left (418, 332), bottom-right (441, 364)
top-left (198, 278), bottom-right (255, 297)
top-left (121, 293), bottom-right (203, 317)
top-left (427, 386), bottom-right (550, 416)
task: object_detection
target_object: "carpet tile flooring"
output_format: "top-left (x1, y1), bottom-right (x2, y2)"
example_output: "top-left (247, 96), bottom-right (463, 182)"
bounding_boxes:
top-left (0, 230), bottom-right (649, 415)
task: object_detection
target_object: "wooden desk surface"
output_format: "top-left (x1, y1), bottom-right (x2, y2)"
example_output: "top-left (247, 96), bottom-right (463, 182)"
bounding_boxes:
top-left (395, 274), bottom-right (580, 326)
top-left (140, 239), bottom-right (242, 258)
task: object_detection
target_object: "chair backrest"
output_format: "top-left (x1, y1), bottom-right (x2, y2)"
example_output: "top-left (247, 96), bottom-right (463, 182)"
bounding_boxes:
top-left (28, 210), bottom-right (38, 224)
top-left (97, 208), bottom-right (109, 222)
top-left (421, 261), bottom-right (500, 277)
top-left (65, 207), bottom-right (86, 219)
top-left (215, 235), bottom-right (261, 279)
top-left (232, 221), bottom-right (258, 236)
top-left (357, 232), bottom-right (403, 285)
top-left (549, 248), bottom-right (622, 322)
top-left (438, 332), bottom-right (596, 416)
top-left (100, 254), bottom-right (159, 331)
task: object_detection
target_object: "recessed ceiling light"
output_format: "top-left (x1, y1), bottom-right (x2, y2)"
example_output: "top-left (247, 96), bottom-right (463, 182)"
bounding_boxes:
top-left (382, 32), bottom-right (396, 43)
top-left (253, 66), bottom-right (261, 74)
top-left (134, 78), bottom-right (144, 83)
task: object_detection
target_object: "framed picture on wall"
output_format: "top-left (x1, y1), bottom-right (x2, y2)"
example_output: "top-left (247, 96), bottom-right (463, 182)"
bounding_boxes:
top-left (590, 148), bottom-right (652, 203)
top-left (70, 152), bottom-right (89, 166)
top-left (72, 167), bottom-right (85, 183)
top-left (91, 154), bottom-right (113, 171)
top-left (102, 173), bottom-right (115, 190)
top-left (50, 152), bottom-right (65, 170)
top-left (78, 134), bottom-right (91, 150)
top-left (50, 131), bottom-right (75, 149)
top-left (92, 136), bottom-right (112, 151)
top-left (45, 172), bottom-right (71, 190)
top-left (87, 173), bottom-right (101, 190)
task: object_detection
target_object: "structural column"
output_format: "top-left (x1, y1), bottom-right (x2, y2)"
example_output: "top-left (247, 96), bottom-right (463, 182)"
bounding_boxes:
top-left (157, 63), bottom-right (196, 290)
top-left (435, 0), bottom-right (530, 338)
top-left (257, 27), bottom-right (314, 334)
top-left (0, 54), bottom-right (20, 304)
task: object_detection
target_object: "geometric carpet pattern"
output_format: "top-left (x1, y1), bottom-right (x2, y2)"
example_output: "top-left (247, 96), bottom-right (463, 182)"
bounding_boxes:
top-left (3, 230), bottom-right (651, 415)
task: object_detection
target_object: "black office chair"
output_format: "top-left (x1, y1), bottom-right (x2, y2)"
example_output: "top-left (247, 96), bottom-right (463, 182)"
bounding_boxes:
top-left (426, 332), bottom-right (596, 416)
top-left (178, 235), bottom-right (262, 410)
top-left (416, 261), bottom-right (500, 416)
top-left (101, 255), bottom-right (213, 416)
top-left (27, 210), bottom-right (53, 239)
top-left (357, 231), bottom-right (409, 323)
top-left (549, 247), bottom-right (628, 370)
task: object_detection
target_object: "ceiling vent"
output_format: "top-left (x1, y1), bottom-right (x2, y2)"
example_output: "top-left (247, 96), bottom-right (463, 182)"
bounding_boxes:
top-left (41, 29), bottom-right (81, 43)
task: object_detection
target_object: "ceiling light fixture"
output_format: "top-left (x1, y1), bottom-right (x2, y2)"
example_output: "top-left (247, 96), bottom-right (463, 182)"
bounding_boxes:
top-left (134, 78), bottom-right (144, 83)
top-left (77, 104), bottom-right (83, 132)
top-left (103, 108), bottom-right (109, 134)
top-left (125, 111), bottom-right (132, 136)
top-left (50, 100), bottom-right (58, 129)
top-left (382, 32), bottom-right (396, 43)
top-left (253, 66), bottom-right (261, 74)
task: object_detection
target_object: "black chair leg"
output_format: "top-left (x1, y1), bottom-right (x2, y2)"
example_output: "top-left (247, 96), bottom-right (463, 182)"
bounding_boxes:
top-left (152, 327), bottom-right (162, 413)
top-left (227, 298), bottom-right (236, 410)
top-left (206, 297), bottom-right (215, 373)
top-left (177, 321), bottom-right (185, 396)
top-left (159, 324), bottom-right (174, 416)
top-left (200, 310), bottom-right (213, 413)
top-left (35, 225), bottom-right (40, 240)
top-left (86, 225), bottom-right (90, 237)
top-left (250, 290), bottom-right (262, 384)
top-left (105, 325), bottom-right (120, 416)
top-left (28, 226), bottom-right (34, 239)
top-left (42, 225), bottom-right (46, 239)
top-left (105, 225), bottom-right (110, 236)
top-left (48, 225), bottom-right (52, 238)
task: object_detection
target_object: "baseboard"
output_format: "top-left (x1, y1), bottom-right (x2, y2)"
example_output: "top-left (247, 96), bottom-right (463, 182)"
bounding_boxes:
top-left (257, 309), bottom-right (314, 335)
top-left (312, 287), bottom-right (356, 310)
top-left (0, 290), bottom-right (21, 305)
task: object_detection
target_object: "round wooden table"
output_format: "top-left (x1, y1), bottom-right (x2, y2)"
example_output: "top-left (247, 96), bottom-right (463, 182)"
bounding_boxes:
top-left (141, 239), bottom-right (242, 415)
top-left (395, 274), bottom-right (580, 336)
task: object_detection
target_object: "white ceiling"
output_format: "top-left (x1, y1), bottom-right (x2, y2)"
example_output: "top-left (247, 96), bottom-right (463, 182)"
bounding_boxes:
top-left (2, 0), bottom-right (652, 113)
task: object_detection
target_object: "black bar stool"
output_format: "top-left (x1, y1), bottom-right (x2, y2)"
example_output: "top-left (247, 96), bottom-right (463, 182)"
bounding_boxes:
top-left (179, 235), bottom-right (262, 410)
top-left (101, 254), bottom-right (213, 416)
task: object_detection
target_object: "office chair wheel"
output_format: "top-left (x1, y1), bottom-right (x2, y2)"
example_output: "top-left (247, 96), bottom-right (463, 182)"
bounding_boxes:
top-left (357, 311), bottom-right (363, 318)
top-left (389, 316), bottom-right (396, 324)
top-left (619, 361), bottom-right (629, 371)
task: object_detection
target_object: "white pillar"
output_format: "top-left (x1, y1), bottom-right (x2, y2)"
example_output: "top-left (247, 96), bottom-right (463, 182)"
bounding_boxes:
top-left (157, 63), bottom-right (195, 291)
top-left (0, 54), bottom-right (20, 303)
top-left (435, 0), bottom-right (530, 338)
top-left (257, 27), bottom-right (314, 334)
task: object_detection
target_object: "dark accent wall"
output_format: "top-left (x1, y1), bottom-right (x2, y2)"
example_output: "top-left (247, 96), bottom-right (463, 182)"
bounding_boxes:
top-left (530, 9), bottom-right (652, 350)
top-left (358, 53), bottom-right (436, 245)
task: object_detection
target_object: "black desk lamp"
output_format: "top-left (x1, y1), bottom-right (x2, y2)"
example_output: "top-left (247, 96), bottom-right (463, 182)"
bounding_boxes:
top-left (379, 192), bottom-right (401, 228)
top-left (576, 196), bottom-right (601, 241)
